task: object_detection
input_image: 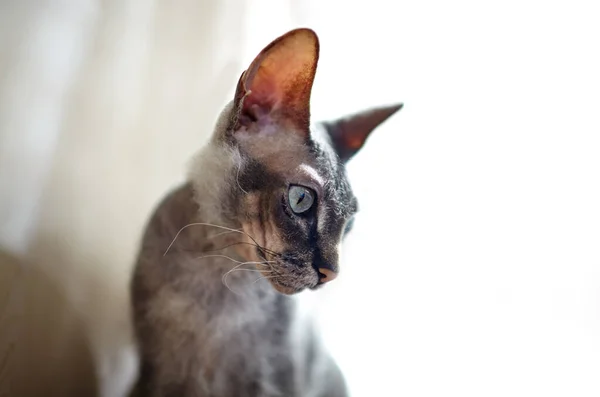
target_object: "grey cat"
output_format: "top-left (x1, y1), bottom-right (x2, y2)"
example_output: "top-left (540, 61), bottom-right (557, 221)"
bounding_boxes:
top-left (130, 28), bottom-right (401, 397)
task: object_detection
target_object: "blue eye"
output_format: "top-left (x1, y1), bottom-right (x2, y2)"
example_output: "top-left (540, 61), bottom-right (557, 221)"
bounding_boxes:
top-left (288, 186), bottom-right (314, 214)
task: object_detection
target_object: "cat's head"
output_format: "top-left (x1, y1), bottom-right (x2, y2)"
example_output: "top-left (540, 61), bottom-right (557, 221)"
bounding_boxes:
top-left (193, 28), bottom-right (401, 294)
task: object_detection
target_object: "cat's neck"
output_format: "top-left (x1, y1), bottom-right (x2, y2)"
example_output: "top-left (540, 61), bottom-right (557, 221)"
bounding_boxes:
top-left (152, 183), bottom-right (240, 256)
top-left (187, 138), bottom-right (243, 230)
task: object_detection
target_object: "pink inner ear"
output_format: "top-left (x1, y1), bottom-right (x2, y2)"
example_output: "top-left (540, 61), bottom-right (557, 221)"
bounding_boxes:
top-left (327, 103), bottom-right (403, 161)
top-left (234, 29), bottom-right (319, 131)
top-left (242, 74), bottom-right (280, 121)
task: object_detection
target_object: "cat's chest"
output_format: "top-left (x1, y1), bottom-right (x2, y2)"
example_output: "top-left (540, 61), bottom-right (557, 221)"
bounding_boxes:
top-left (207, 282), bottom-right (293, 337)
top-left (201, 284), bottom-right (298, 377)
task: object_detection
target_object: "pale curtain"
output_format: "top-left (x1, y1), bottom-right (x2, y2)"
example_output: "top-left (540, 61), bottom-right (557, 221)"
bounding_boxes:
top-left (2, 1), bottom-right (600, 397)
top-left (0, 1), bottom-right (247, 396)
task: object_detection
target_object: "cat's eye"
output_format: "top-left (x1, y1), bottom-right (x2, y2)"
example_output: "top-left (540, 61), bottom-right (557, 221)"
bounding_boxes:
top-left (288, 185), bottom-right (315, 214)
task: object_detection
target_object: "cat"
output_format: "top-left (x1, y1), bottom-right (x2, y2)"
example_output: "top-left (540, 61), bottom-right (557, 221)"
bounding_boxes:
top-left (130, 28), bottom-right (402, 397)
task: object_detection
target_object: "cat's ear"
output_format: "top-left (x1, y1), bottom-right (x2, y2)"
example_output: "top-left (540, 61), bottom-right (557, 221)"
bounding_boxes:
top-left (233, 28), bottom-right (319, 134)
top-left (323, 104), bottom-right (403, 162)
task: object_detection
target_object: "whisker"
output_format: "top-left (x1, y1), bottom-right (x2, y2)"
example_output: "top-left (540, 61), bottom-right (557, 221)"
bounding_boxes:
top-left (210, 230), bottom-right (241, 238)
top-left (236, 160), bottom-right (249, 195)
top-left (227, 269), bottom-right (273, 273)
top-left (163, 222), bottom-right (279, 256)
top-left (252, 275), bottom-right (278, 285)
top-left (256, 246), bottom-right (282, 258)
top-left (221, 261), bottom-right (249, 293)
top-left (163, 222), bottom-right (269, 256)
top-left (204, 241), bottom-right (281, 258)
top-left (192, 254), bottom-right (244, 264)
top-left (222, 261), bottom-right (257, 281)
top-left (221, 260), bottom-right (276, 293)
top-left (193, 254), bottom-right (276, 266)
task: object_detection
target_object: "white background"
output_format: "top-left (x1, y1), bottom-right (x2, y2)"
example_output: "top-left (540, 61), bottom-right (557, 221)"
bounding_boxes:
top-left (292, 1), bottom-right (600, 396)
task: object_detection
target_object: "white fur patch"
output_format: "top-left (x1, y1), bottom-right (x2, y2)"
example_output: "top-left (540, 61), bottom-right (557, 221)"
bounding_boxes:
top-left (295, 163), bottom-right (329, 233)
top-left (297, 163), bottom-right (324, 186)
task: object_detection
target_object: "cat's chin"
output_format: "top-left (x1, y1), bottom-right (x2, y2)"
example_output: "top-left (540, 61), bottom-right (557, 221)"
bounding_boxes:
top-left (271, 283), bottom-right (302, 295)
top-left (268, 278), bottom-right (315, 295)
top-left (270, 282), bottom-right (325, 295)
top-left (253, 256), bottom-right (320, 295)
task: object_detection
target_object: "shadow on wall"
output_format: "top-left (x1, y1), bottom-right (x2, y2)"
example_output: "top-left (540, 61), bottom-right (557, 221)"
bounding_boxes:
top-left (20, 229), bottom-right (140, 397)
top-left (0, 1), bottom-right (248, 396)
top-left (1, 250), bottom-right (98, 396)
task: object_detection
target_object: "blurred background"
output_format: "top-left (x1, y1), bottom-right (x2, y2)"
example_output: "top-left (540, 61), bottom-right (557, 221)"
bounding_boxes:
top-left (1, 0), bottom-right (599, 396)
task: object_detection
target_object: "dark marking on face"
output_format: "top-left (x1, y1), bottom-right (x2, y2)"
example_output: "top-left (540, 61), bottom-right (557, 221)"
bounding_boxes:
top-left (236, 156), bottom-right (282, 193)
top-left (226, 133), bottom-right (359, 294)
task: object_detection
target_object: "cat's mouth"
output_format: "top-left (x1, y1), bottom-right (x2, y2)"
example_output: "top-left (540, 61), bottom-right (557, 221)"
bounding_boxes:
top-left (256, 259), bottom-right (319, 295)
top-left (254, 247), bottom-right (321, 294)
top-left (268, 276), bottom-right (320, 295)
top-left (270, 279), bottom-right (302, 295)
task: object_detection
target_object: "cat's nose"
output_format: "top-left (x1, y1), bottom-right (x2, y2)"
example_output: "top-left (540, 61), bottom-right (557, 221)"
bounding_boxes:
top-left (318, 268), bottom-right (338, 284)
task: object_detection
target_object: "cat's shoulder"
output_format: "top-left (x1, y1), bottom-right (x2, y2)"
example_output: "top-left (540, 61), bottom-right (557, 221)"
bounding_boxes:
top-left (142, 183), bottom-right (198, 241)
